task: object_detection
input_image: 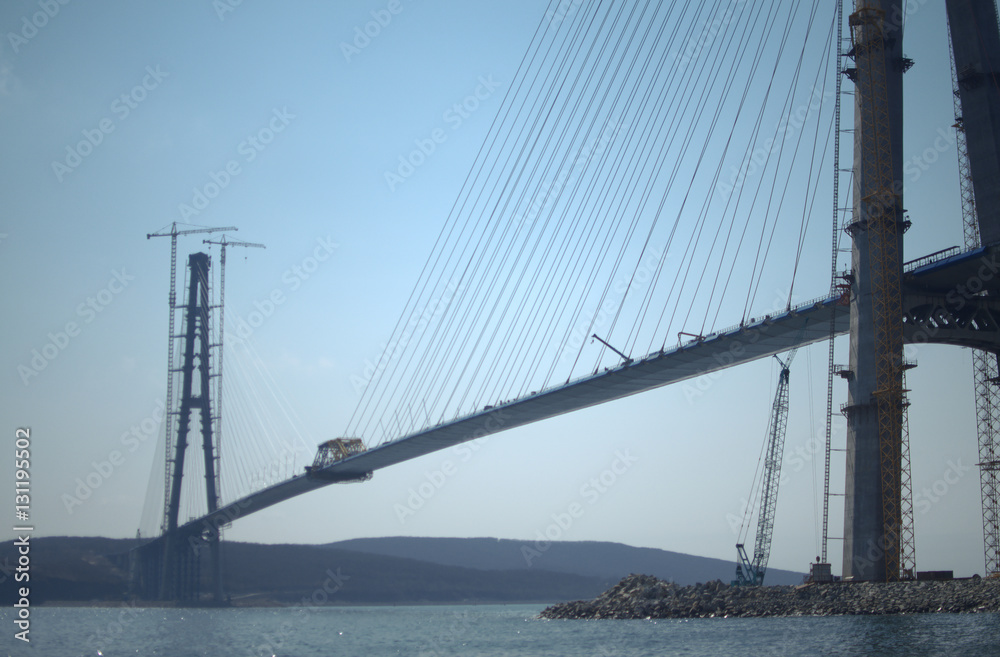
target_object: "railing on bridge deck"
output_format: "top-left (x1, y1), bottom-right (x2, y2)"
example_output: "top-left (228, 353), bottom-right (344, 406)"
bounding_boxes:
top-left (903, 246), bottom-right (963, 273)
top-left (689, 291), bottom-right (843, 349)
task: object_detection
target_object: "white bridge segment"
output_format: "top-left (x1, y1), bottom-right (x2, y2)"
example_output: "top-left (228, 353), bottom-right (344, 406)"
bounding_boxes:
top-left (178, 243), bottom-right (998, 537)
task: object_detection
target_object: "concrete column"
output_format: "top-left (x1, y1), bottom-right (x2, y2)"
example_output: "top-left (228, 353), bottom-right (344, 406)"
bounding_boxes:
top-left (947, 0), bottom-right (1000, 245)
top-left (842, 0), bottom-right (906, 581)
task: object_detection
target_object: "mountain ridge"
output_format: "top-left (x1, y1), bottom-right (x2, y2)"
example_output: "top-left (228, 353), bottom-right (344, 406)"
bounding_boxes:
top-left (0, 535), bottom-right (805, 605)
top-left (326, 536), bottom-right (806, 586)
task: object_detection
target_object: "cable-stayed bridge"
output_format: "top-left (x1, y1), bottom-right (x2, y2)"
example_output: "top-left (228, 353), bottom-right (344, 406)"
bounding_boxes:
top-left (131, 0), bottom-right (1000, 601)
top-left (175, 243), bottom-right (1000, 525)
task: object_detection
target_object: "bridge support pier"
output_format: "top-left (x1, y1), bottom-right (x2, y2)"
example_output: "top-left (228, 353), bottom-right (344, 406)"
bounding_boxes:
top-left (947, 0), bottom-right (1000, 245)
top-left (146, 252), bottom-right (225, 603)
top-left (131, 531), bottom-right (216, 602)
top-left (842, 0), bottom-right (907, 582)
top-left (948, 0), bottom-right (1000, 577)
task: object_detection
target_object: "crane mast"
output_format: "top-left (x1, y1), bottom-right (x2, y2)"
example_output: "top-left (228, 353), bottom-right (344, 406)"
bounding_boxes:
top-left (735, 350), bottom-right (795, 586)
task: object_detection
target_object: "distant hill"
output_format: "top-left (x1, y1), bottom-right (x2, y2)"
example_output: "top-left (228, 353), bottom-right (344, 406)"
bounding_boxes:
top-left (0, 536), bottom-right (136, 604)
top-left (326, 537), bottom-right (806, 586)
top-left (0, 536), bottom-right (804, 605)
top-left (0, 537), bottom-right (607, 605)
top-left (221, 541), bottom-right (608, 604)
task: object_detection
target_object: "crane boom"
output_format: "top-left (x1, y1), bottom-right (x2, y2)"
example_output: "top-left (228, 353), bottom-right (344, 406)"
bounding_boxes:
top-left (735, 349), bottom-right (796, 586)
top-left (203, 237), bottom-right (266, 249)
top-left (146, 224), bottom-right (239, 240)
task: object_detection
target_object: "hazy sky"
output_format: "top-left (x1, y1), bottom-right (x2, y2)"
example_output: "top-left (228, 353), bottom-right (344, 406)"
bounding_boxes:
top-left (1, 0), bottom-right (991, 579)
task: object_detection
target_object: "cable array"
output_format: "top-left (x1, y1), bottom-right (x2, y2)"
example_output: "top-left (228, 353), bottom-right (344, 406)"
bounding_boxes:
top-left (346, 0), bottom-right (841, 445)
top-left (136, 3), bottom-right (847, 527)
top-left (139, 261), bottom-right (317, 534)
top-left (218, 336), bottom-right (315, 499)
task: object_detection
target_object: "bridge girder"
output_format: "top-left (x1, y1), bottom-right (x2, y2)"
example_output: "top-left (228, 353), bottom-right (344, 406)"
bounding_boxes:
top-left (902, 293), bottom-right (1000, 353)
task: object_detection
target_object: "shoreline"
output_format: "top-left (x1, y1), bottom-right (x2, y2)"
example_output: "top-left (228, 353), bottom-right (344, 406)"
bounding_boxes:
top-left (539, 574), bottom-right (1000, 619)
top-left (34, 598), bottom-right (558, 609)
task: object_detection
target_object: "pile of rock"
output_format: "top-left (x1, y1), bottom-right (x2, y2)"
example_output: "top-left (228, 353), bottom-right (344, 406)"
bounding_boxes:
top-left (539, 573), bottom-right (1000, 619)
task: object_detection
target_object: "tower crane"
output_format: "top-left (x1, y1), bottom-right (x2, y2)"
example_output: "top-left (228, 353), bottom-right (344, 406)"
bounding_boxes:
top-left (147, 223), bottom-right (237, 531)
top-left (201, 235), bottom-right (265, 362)
top-left (734, 349), bottom-right (796, 586)
top-left (202, 235), bottom-right (265, 503)
top-left (202, 234), bottom-right (266, 332)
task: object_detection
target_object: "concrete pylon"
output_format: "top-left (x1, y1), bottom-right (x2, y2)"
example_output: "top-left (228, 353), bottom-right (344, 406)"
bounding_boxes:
top-left (947, 0), bottom-right (1000, 245)
top-left (842, 0), bottom-right (907, 582)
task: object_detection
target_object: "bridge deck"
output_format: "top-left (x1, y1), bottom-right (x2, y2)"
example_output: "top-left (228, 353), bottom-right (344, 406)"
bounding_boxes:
top-left (178, 244), bottom-right (998, 537)
top-left (180, 292), bottom-right (848, 535)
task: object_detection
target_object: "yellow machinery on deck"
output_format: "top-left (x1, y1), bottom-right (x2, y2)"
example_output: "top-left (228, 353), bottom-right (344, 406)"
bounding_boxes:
top-left (306, 438), bottom-right (368, 473)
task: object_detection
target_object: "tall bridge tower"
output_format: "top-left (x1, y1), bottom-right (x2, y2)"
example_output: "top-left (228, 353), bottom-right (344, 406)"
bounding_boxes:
top-left (842, 0), bottom-right (908, 582)
top-left (162, 252), bottom-right (223, 601)
top-left (132, 252), bottom-right (224, 602)
top-left (842, 0), bottom-right (1000, 581)
top-left (947, 0), bottom-right (1000, 577)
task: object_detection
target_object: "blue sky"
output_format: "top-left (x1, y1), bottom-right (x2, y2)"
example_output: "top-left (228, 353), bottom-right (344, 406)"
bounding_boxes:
top-left (0, 0), bottom-right (991, 579)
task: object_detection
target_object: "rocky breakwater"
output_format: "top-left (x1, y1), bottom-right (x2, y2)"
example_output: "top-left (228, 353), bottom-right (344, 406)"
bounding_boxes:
top-left (539, 573), bottom-right (1000, 619)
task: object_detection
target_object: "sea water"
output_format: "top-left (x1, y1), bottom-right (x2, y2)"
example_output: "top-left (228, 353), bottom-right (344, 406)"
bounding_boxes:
top-left (2, 605), bottom-right (999, 656)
